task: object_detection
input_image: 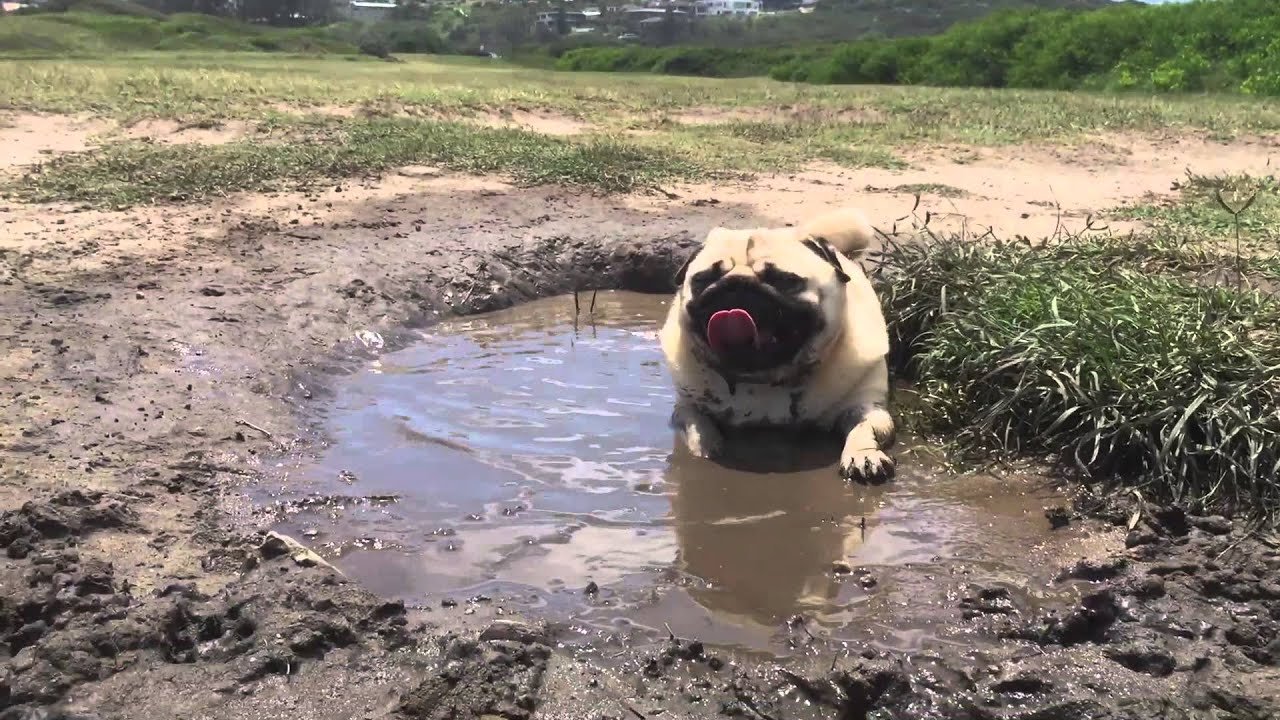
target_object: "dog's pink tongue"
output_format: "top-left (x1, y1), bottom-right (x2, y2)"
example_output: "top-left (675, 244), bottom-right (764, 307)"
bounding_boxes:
top-left (707, 308), bottom-right (758, 353)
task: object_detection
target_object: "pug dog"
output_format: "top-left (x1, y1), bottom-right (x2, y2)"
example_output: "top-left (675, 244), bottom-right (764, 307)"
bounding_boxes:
top-left (659, 207), bottom-right (895, 483)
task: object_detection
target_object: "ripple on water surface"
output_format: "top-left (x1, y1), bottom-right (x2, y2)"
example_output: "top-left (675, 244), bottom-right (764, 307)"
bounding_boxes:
top-left (266, 291), bottom-right (1113, 654)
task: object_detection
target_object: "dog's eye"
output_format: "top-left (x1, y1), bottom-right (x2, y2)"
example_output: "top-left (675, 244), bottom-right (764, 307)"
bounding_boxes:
top-left (760, 266), bottom-right (807, 294)
top-left (689, 264), bottom-right (725, 296)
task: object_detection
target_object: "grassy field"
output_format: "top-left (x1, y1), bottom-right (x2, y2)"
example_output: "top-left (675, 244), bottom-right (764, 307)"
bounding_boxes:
top-left (6, 52), bottom-right (1280, 206)
top-left (3, 51), bottom-right (1279, 518)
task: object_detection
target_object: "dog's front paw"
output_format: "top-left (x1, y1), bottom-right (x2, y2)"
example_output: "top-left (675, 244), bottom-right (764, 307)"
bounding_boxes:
top-left (839, 448), bottom-right (895, 484)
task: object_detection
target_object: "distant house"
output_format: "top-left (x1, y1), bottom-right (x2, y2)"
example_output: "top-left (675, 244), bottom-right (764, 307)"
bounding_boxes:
top-left (535, 9), bottom-right (589, 31)
top-left (342, 0), bottom-right (398, 22)
top-left (696, 0), bottom-right (761, 16)
top-left (622, 6), bottom-right (688, 23)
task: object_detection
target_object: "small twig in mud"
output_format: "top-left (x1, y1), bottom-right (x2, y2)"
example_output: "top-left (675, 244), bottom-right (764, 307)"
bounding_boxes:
top-left (459, 280), bottom-right (478, 307)
top-left (235, 418), bottom-right (275, 440)
top-left (780, 668), bottom-right (827, 703)
top-left (1214, 534), bottom-right (1252, 563)
top-left (859, 516), bottom-right (867, 540)
top-left (734, 692), bottom-right (779, 720)
top-left (787, 614), bottom-right (816, 642)
top-left (664, 622), bottom-right (676, 641)
top-left (624, 704), bottom-right (647, 720)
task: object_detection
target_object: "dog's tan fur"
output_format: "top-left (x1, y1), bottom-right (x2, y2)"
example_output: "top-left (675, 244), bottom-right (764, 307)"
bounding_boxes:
top-left (659, 208), bottom-right (896, 482)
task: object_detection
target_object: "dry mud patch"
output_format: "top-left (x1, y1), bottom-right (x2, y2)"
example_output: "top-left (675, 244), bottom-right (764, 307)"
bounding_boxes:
top-left (666, 132), bottom-right (1280, 240)
top-left (0, 113), bottom-right (112, 171)
top-left (1, 130), bottom-right (1279, 719)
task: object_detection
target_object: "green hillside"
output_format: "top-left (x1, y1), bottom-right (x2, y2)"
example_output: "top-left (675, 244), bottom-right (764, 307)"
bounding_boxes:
top-left (0, 9), bottom-right (356, 55)
top-left (558, 0), bottom-right (1280, 95)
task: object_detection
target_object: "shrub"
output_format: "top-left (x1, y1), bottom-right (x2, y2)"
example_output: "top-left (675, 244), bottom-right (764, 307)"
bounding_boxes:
top-left (877, 232), bottom-right (1280, 519)
top-left (357, 33), bottom-right (391, 59)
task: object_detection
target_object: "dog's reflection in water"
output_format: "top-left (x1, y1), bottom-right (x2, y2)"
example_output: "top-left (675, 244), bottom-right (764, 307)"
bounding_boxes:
top-left (666, 427), bottom-right (890, 629)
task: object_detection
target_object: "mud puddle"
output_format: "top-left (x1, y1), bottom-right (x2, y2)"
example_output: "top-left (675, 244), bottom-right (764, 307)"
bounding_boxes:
top-left (263, 291), bottom-right (1112, 656)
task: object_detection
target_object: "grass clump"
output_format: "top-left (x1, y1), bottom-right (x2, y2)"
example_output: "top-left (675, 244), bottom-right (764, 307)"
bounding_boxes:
top-left (8, 118), bottom-right (703, 207)
top-left (1117, 172), bottom-right (1280, 253)
top-left (889, 183), bottom-right (969, 198)
top-left (878, 230), bottom-right (1280, 520)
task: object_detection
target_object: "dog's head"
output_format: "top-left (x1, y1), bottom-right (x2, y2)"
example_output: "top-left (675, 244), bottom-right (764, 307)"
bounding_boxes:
top-left (673, 208), bottom-right (874, 380)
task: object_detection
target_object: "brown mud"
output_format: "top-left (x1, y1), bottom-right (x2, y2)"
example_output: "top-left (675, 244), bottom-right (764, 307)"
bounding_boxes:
top-left (2, 133), bottom-right (1279, 718)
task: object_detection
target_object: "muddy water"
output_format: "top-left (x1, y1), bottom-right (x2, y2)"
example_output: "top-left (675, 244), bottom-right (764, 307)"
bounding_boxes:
top-left (267, 291), bottom-right (1108, 655)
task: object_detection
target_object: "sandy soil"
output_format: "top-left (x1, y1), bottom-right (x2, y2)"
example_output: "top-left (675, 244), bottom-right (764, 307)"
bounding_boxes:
top-left (2, 116), bottom-right (1280, 719)
top-left (0, 113), bottom-right (111, 169)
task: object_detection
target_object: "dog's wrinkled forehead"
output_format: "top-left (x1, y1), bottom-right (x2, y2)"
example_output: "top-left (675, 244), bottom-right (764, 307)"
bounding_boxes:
top-left (687, 225), bottom-right (840, 280)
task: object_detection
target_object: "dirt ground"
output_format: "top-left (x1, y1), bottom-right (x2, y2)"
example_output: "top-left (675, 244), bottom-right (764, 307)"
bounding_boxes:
top-left (3, 115), bottom-right (1280, 719)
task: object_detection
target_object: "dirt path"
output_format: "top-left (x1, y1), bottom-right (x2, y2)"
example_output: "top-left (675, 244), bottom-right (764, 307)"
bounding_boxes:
top-left (2, 124), bottom-right (1280, 718)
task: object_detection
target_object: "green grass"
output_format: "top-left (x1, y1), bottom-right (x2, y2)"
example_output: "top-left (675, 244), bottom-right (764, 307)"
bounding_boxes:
top-left (1115, 171), bottom-right (1280, 256)
top-left (5, 53), bottom-right (1280, 140)
top-left (7, 118), bottom-right (706, 206)
top-left (5, 109), bottom-right (918, 206)
top-left (0, 12), bottom-right (356, 56)
top-left (6, 54), bottom-right (1280, 206)
top-left (877, 198), bottom-right (1280, 520)
top-left (5, 53), bottom-right (1280, 206)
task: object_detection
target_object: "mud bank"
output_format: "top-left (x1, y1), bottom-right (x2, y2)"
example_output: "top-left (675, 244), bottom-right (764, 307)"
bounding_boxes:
top-left (1, 179), bottom-right (1278, 719)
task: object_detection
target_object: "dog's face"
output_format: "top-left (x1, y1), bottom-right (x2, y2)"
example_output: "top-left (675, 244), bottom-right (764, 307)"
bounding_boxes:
top-left (673, 225), bottom-right (852, 380)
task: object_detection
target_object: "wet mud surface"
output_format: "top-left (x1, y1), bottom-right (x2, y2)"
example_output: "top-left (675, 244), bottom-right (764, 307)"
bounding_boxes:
top-left (1, 181), bottom-right (1279, 719)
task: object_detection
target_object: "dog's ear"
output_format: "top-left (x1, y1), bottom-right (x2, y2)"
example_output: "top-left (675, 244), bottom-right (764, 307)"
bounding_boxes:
top-left (800, 208), bottom-right (874, 257)
top-left (801, 236), bottom-right (851, 284)
top-left (673, 251), bottom-right (697, 287)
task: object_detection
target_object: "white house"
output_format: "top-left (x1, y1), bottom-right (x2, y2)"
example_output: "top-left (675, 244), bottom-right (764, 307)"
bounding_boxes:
top-left (535, 10), bottom-right (589, 30)
top-left (695, 0), bottom-right (760, 17)
top-left (343, 0), bottom-right (397, 22)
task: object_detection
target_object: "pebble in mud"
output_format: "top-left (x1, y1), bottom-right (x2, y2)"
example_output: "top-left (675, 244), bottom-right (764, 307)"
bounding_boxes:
top-left (1045, 506), bottom-right (1071, 529)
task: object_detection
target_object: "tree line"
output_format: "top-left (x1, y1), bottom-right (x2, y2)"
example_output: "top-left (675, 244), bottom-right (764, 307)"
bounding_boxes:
top-left (556, 0), bottom-right (1280, 96)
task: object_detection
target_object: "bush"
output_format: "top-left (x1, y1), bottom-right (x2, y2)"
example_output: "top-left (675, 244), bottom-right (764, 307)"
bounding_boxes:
top-left (558, 0), bottom-right (1280, 96)
top-left (878, 232), bottom-right (1280, 519)
top-left (334, 20), bottom-right (446, 59)
top-left (558, 44), bottom-right (823, 78)
top-left (357, 33), bottom-right (391, 59)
